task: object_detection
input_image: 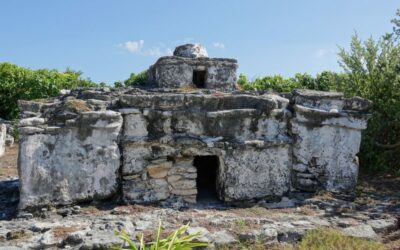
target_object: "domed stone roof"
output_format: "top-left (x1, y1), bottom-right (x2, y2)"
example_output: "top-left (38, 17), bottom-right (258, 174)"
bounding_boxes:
top-left (173, 44), bottom-right (208, 58)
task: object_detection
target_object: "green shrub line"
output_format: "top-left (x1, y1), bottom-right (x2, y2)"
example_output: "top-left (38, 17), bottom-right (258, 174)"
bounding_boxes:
top-left (114, 71), bottom-right (148, 87)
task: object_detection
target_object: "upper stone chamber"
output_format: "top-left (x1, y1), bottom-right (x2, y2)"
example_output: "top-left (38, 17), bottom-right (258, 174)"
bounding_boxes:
top-left (147, 44), bottom-right (238, 91)
top-left (173, 44), bottom-right (209, 58)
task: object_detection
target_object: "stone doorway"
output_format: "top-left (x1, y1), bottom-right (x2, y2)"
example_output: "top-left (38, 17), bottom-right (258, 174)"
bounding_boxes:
top-left (193, 155), bottom-right (219, 202)
top-left (192, 70), bottom-right (206, 88)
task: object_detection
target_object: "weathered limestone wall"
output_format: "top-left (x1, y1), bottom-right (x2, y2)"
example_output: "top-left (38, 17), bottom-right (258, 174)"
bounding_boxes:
top-left (18, 111), bottom-right (122, 209)
top-left (290, 90), bottom-right (371, 193)
top-left (17, 88), bottom-right (371, 210)
top-left (222, 145), bottom-right (291, 201)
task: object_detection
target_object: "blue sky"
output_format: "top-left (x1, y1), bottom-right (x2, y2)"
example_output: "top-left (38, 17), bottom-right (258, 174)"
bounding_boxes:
top-left (0, 1), bottom-right (398, 83)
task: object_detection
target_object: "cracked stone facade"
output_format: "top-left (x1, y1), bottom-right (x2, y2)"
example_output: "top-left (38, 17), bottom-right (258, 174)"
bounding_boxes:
top-left (16, 45), bottom-right (372, 210)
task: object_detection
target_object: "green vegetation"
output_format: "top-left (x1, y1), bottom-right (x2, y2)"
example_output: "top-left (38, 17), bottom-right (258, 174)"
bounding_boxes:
top-left (0, 63), bottom-right (97, 120)
top-left (113, 222), bottom-right (208, 250)
top-left (293, 228), bottom-right (384, 250)
top-left (238, 71), bottom-right (346, 93)
top-left (239, 9), bottom-right (400, 175)
top-left (115, 70), bottom-right (148, 87)
top-left (338, 32), bottom-right (400, 174)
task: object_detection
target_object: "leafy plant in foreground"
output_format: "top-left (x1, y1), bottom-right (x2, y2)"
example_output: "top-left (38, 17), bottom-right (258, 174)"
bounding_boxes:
top-left (113, 222), bottom-right (208, 250)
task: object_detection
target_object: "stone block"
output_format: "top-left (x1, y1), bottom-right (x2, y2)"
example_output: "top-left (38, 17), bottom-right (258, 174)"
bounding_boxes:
top-left (167, 175), bottom-right (182, 183)
top-left (170, 188), bottom-right (197, 196)
top-left (342, 224), bottom-right (377, 239)
top-left (123, 113), bottom-right (148, 138)
top-left (169, 180), bottom-right (196, 189)
top-left (367, 218), bottom-right (398, 233)
top-left (122, 145), bottom-right (152, 175)
top-left (221, 146), bottom-right (291, 201)
top-left (18, 111), bottom-right (122, 209)
top-left (147, 162), bottom-right (172, 179)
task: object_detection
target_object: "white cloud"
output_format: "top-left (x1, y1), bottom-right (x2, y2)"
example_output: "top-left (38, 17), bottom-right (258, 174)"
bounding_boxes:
top-left (166, 48), bottom-right (173, 56)
top-left (315, 48), bottom-right (334, 59)
top-left (147, 47), bottom-right (162, 56)
top-left (213, 42), bottom-right (225, 49)
top-left (119, 40), bottom-right (172, 57)
top-left (120, 40), bottom-right (144, 54)
top-left (147, 47), bottom-right (173, 57)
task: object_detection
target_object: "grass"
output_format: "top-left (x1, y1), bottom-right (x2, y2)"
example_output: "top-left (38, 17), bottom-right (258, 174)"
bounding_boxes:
top-left (176, 85), bottom-right (198, 93)
top-left (288, 228), bottom-right (385, 250)
top-left (65, 99), bottom-right (92, 113)
top-left (52, 225), bottom-right (83, 240)
top-left (216, 242), bottom-right (266, 250)
top-left (32, 98), bottom-right (55, 103)
top-left (6, 229), bottom-right (32, 241)
top-left (234, 219), bottom-right (246, 228)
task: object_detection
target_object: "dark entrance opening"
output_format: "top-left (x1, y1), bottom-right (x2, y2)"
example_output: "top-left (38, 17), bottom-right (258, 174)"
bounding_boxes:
top-left (192, 70), bottom-right (206, 88)
top-left (193, 155), bottom-right (219, 202)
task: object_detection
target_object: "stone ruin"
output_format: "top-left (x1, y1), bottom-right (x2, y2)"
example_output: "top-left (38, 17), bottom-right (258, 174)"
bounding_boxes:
top-left (16, 44), bottom-right (372, 210)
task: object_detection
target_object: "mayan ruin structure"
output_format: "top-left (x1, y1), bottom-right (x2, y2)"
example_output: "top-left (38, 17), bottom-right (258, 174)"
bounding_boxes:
top-left (16, 44), bottom-right (372, 210)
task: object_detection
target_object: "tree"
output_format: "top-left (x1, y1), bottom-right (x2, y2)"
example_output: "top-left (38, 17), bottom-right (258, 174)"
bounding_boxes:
top-left (237, 73), bottom-right (251, 89)
top-left (338, 12), bottom-right (400, 173)
top-left (122, 71), bottom-right (148, 87)
top-left (391, 8), bottom-right (400, 40)
top-left (0, 63), bottom-right (98, 119)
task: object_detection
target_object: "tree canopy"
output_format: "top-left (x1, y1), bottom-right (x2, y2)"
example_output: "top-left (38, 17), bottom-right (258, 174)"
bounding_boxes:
top-left (0, 63), bottom-right (97, 119)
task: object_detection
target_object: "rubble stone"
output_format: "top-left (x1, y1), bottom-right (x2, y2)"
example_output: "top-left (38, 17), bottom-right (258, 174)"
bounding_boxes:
top-left (342, 224), bottom-right (377, 239)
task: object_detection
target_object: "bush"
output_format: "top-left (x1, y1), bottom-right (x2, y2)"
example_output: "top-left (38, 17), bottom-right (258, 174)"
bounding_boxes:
top-left (0, 63), bottom-right (97, 120)
top-left (237, 71), bottom-right (346, 93)
top-left (116, 71), bottom-right (148, 87)
top-left (338, 33), bottom-right (400, 174)
top-left (113, 222), bottom-right (208, 250)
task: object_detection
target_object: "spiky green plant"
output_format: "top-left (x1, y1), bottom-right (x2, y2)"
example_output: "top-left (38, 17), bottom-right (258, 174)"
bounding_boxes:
top-left (113, 222), bottom-right (208, 250)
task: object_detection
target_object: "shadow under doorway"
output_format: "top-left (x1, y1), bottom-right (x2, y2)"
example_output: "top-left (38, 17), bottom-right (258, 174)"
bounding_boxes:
top-left (193, 70), bottom-right (206, 88)
top-left (193, 155), bottom-right (220, 203)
